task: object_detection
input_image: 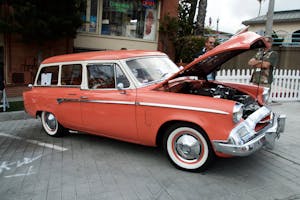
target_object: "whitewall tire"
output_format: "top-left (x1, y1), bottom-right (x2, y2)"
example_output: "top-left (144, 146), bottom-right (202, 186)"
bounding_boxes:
top-left (163, 123), bottom-right (214, 172)
top-left (41, 111), bottom-right (66, 137)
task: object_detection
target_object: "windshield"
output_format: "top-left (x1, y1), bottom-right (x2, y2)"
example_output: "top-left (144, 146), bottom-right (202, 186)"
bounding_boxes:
top-left (126, 56), bottom-right (179, 85)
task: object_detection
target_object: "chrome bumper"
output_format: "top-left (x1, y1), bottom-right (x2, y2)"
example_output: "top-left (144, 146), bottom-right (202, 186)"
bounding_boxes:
top-left (213, 110), bottom-right (286, 157)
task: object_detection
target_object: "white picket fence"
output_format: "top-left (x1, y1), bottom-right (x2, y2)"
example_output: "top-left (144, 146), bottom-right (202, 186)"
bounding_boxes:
top-left (216, 69), bottom-right (300, 102)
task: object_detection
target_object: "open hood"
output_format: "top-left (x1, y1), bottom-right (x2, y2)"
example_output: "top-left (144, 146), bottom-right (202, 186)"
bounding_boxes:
top-left (159, 31), bottom-right (267, 86)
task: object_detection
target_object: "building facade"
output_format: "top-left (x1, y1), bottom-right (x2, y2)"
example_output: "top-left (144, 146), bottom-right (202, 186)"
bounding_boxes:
top-left (242, 10), bottom-right (300, 45)
top-left (75, 0), bottom-right (174, 51)
top-left (1, 0), bottom-right (178, 96)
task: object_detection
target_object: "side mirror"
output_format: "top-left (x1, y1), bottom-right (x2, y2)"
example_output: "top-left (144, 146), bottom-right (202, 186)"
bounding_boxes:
top-left (117, 83), bottom-right (126, 94)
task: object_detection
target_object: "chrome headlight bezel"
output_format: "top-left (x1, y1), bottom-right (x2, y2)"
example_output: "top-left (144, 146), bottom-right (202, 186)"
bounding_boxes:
top-left (228, 123), bottom-right (253, 145)
top-left (233, 103), bottom-right (243, 123)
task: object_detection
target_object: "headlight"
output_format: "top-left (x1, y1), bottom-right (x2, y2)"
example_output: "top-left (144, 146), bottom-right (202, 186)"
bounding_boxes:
top-left (233, 103), bottom-right (243, 123)
top-left (262, 87), bottom-right (270, 103)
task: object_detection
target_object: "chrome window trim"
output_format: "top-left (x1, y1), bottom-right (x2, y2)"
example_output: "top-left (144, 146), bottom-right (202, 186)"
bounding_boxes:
top-left (120, 55), bottom-right (179, 89)
top-left (86, 61), bottom-right (137, 90)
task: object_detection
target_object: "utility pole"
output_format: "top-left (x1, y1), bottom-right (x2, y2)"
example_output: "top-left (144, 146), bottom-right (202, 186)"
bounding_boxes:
top-left (265, 0), bottom-right (275, 36)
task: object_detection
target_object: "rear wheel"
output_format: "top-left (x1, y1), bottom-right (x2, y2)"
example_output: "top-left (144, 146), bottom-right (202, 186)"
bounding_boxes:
top-left (163, 123), bottom-right (214, 172)
top-left (41, 111), bottom-right (66, 137)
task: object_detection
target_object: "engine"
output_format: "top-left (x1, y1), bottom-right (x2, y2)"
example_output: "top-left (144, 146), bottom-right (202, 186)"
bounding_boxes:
top-left (175, 81), bottom-right (261, 118)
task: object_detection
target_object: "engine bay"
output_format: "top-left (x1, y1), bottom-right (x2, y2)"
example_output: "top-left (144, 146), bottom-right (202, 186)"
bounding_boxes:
top-left (168, 80), bottom-right (261, 118)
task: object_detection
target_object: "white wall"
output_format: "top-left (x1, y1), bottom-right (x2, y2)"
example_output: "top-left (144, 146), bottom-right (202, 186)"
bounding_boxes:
top-left (247, 21), bottom-right (300, 43)
top-left (74, 34), bottom-right (158, 51)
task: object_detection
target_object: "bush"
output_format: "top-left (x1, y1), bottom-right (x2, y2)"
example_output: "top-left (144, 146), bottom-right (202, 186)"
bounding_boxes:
top-left (175, 36), bottom-right (205, 63)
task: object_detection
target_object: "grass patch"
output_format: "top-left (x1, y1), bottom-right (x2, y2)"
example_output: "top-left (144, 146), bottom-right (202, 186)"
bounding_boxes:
top-left (0, 101), bottom-right (24, 112)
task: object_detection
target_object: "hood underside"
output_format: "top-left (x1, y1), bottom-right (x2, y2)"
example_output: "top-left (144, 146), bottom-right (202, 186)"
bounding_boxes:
top-left (159, 31), bottom-right (267, 87)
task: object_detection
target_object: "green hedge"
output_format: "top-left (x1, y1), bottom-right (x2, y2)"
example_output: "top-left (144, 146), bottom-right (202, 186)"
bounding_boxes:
top-left (175, 36), bottom-right (206, 63)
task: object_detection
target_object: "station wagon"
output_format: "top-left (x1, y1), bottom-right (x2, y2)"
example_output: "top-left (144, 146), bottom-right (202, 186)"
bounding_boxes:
top-left (23, 31), bottom-right (286, 171)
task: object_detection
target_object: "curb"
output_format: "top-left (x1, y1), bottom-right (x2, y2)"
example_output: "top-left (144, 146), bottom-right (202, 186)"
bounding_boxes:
top-left (0, 110), bottom-right (33, 122)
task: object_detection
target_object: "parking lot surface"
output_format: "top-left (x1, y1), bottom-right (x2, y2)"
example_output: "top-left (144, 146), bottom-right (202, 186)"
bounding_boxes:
top-left (0, 102), bottom-right (300, 200)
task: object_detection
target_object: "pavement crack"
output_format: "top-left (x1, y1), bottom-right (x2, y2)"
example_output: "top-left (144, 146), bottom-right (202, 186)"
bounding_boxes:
top-left (264, 149), bottom-right (300, 166)
top-left (274, 194), bottom-right (300, 200)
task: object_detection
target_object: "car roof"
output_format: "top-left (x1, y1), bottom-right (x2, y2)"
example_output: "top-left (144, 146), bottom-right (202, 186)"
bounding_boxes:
top-left (41, 50), bottom-right (166, 64)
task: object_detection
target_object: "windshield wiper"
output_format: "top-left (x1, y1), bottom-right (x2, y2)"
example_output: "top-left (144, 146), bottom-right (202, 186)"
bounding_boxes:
top-left (160, 73), bottom-right (169, 79)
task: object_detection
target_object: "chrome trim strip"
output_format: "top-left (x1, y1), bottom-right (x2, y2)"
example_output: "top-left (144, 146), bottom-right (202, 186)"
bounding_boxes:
top-left (80, 100), bottom-right (135, 105)
top-left (57, 98), bottom-right (228, 114)
top-left (139, 102), bottom-right (229, 115)
top-left (57, 98), bottom-right (80, 104)
top-left (57, 98), bottom-right (135, 105)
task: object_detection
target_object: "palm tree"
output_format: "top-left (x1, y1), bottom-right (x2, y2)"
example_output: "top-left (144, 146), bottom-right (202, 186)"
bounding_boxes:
top-left (257, 0), bottom-right (265, 16)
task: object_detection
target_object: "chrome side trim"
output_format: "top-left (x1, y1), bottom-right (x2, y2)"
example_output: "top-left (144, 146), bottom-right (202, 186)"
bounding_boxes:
top-left (57, 98), bottom-right (135, 105)
top-left (57, 98), bottom-right (80, 104)
top-left (139, 102), bottom-right (229, 115)
top-left (57, 98), bottom-right (228, 114)
top-left (80, 100), bottom-right (135, 105)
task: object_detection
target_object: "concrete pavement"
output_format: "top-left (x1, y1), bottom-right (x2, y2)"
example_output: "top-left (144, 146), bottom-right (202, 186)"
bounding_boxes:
top-left (0, 110), bottom-right (31, 122)
top-left (0, 102), bottom-right (299, 200)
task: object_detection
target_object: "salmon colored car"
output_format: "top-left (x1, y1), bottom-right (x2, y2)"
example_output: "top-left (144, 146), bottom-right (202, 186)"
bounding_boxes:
top-left (23, 31), bottom-right (286, 171)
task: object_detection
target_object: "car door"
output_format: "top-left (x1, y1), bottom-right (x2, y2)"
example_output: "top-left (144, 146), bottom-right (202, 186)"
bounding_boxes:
top-left (55, 64), bottom-right (83, 130)
top-left (80, 63), bottom-right (138, 142)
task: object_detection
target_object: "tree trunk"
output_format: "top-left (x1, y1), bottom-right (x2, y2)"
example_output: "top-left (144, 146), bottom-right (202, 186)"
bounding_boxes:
top-left (195, 0), bottom-right (207, 35)
top-left (189, 0), bottom-right (198, 28)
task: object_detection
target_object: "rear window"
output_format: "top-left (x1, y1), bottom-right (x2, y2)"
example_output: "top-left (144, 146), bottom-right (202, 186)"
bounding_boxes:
top-left (37, 66), bottom-right (59, 86)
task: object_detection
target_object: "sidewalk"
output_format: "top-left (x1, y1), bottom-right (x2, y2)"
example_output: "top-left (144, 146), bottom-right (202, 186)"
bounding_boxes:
top-left (0, 96), bottom-right (30, 122)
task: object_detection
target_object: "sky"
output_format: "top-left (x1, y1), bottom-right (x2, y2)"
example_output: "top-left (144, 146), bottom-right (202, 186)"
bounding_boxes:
top-left (205, 0), bottom-right (300, 34)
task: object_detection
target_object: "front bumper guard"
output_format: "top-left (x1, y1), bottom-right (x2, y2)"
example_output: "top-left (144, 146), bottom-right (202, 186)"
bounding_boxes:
top-left (213, 113), bottom-right (286, 157)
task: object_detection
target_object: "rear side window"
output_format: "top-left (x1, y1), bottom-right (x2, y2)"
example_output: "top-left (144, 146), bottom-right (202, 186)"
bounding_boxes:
top-left (37, 66), bottom-right (59, 86)
top-left (87, 64), bottom-right (115, 89)
top-left (61, 64), bottom-right (82, 86)
top-left (87, 63), bottom-right (130, 89)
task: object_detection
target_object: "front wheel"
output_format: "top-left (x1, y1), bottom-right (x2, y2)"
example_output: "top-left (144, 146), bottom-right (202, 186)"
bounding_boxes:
top-left (41, 111), bottom-right (66, 137)
top-left (163, 123), bottom-right (215, 172)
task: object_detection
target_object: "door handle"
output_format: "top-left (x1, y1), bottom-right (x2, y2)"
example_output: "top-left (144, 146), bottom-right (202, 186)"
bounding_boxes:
top-left (80, 96), bottom-right (88, 99)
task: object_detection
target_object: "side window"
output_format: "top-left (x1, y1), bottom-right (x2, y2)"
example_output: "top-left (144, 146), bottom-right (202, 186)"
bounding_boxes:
top-left (61, 64), bottom-right (82, 86)
top-left (116, 66), bottom-right (130, 88)
top-left (37, 66), bottom-right (59, 86)
top-left (87, 64), bottom-right (115, 89)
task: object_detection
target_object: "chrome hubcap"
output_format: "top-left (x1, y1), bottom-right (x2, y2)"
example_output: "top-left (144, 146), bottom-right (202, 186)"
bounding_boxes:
top-left (45, 113), bottom-right (57, 131)
top-left (175, 134), bottom-right (201, 160)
